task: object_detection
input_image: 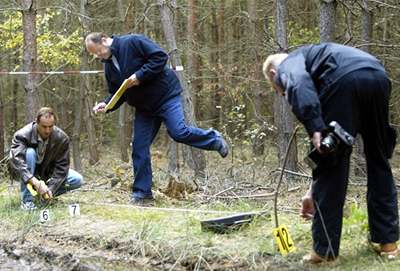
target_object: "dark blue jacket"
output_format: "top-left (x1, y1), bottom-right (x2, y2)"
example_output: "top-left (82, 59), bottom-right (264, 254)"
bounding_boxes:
top-left (275, 42), bottom-right (385, 136)
top-left (102, 34), bottom-right (182, 113)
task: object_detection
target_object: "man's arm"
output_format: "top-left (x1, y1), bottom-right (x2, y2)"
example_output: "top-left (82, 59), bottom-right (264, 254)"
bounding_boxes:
top-left (300, 181), bottom-right (315, 220)
top-left (278, 53), bottom-right (327, 136)
top-left (9, 132), bottom-right (34, 183)
top-left (47, 136), bottom-right (70, 194)
top-left (9, 130), bottom-right (52, 198)
top-left (130, 35), bottom-right (169, 83)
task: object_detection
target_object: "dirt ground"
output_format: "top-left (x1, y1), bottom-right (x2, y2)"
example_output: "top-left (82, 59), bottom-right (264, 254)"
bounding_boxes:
top-left (1, 148), bottom-right (399, 271)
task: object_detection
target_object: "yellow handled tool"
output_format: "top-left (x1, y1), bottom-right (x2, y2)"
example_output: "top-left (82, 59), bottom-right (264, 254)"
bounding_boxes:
top-left (27, 181), bottom-right (50, 199)
top-left (104, 79), bottom-right (130, 111)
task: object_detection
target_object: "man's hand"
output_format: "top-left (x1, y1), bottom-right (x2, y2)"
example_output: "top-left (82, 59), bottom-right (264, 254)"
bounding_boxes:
top-left (93, 102), bottom-right (107, 114)
top-left (30, 177), bottom-right (53, 199)
top-left (300, 192), bottom-right (315, 220)
top-left (312, 131), bottom-right (322, 153)
top-left (126, 73), bottom-right (140, 88)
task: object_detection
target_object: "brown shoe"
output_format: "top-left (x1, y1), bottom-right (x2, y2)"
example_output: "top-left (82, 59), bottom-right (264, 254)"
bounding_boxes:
top-left (302, 250), bottom-right (337, 265)
top-left (372, 243), bottom-right (399, 260)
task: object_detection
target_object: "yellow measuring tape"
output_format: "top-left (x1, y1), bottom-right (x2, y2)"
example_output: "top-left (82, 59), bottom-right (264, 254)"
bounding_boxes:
top-left (27, 181), bottom-right (49, 199)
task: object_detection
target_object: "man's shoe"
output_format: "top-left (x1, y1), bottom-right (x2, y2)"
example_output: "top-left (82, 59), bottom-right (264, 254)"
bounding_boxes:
top-left (371, 242), bottom-right (399, 260)
top-left (302, 250), bottom-right (337, 265)
top-left (129, 197), bottom-right (154, 207)
top-left (217, 136), bottom-right (229, 158)
top-left (20, 201), bottom-right (37, 211)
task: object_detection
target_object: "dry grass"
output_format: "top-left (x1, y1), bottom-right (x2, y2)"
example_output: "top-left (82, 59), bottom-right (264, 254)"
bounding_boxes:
top-left (0, 144), bottom-right (399, 270)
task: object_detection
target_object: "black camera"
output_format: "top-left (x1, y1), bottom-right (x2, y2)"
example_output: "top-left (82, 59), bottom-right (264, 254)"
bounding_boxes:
top-left (305, 121), bottom-right (355, 170)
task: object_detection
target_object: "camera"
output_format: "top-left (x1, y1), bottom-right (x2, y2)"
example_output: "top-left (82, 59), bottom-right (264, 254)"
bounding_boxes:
top-left (305, 121), bottom-right (355, 170)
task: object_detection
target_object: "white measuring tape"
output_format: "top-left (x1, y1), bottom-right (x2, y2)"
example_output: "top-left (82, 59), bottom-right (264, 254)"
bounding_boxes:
top-left (38, 201), bottom-right (239, 223)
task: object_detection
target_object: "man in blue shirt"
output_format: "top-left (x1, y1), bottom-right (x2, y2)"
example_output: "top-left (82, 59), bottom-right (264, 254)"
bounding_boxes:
top-left (263, 43), bottom-right (398, 262)
top-left (85, 32), bottom-right (228, 204)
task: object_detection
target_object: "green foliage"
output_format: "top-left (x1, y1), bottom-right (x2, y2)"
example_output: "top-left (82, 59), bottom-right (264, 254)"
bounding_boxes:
top-left (343, 203), bottom-right (368, 232)
top-left (288, 21), bottom-right (320, 46)
top-left (0, 10), bottom-right (81, 69)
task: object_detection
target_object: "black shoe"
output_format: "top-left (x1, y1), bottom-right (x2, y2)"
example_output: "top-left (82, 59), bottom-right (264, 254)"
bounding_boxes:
top-left (129, 197), bottom-right (154, 206)
top-left (218, 136), bottom-right (229, 158)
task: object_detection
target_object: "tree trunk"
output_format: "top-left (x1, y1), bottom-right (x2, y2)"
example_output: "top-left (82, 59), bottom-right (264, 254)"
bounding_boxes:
top-left (117, 0), bottom-right (131, 162)
top-left (354, 0), bottom-right (373, 178)
top-left (187, 0), bottom-right (201, 112)
top-left (0, 81), bottom-right (4, 160)
top-left (274, 0), bottom-right (298, 170)
top-left (72, 76), bottom-right (83, 172)
top-left (21, 0), bottom-right (40, 122)
top-left (361, 0), bottom-right (373, 52)
top-left (319, 0), bottom-right (337, 42)
top-left (118, 104), bottom-right (130, 162)
top-left (157, 0), bottom-right (206, 178)
top-left (248, 0), bottom-right (265, 156)
top-left (215, 0), bottom-right (225, 129)
top-left (80, 0), bottom-right (99, 165)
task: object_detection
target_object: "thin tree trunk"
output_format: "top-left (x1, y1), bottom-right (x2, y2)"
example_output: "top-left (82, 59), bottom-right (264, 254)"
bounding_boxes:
top-left (248, 0), bottom-right (265, 156)
top-left (361, 0), bottom-right (373, 52)
top-left (215, 0), bottom-right (225, 129)
top-left (0, 81), bottom-right (4, 160)
top-left (157, 0), bottom-right (206, 178)
top-left (354, 0), bottom-right (373, 178)
top-left (72, 78), bottom-right (83, 172)
top-left (21, 0), bottom-right (40, 122)
top-left (187, 0), bottom-right (201, 111)
top-left (117, 0), bottom-right (130, 162)
top-left (274, 0), bottom-right (298, 170)
top-left (80, 0), bottom-right (99, 165)
top-left (118, 104), bottom-right (130, 162)
top-left (319, 0), bottom-right (337, 42)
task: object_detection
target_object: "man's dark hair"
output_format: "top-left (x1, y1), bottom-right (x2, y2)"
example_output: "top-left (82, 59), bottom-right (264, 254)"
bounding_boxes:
top-left (85, 32), bottom-right (109, 44)
top-left (36, 107), bottom-right (56, 123)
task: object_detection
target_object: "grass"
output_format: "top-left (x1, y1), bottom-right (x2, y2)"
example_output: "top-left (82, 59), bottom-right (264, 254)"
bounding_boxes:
top-left (0, 147), bottom-right (399, 270)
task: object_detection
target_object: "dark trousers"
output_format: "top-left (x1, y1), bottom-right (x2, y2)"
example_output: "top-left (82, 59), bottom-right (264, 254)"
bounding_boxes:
top-left (312, 68), bottom-right (399, 258)
top-left (131, 95), bottom-right (221, 199)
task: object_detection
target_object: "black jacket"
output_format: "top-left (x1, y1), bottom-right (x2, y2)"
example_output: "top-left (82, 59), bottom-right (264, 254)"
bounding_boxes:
top-left (275, 42), bottom-right (385, 136)
top-left (9, 122), bottom-right (70, 194)
top-left (102, 34), bottom-right (182, 113)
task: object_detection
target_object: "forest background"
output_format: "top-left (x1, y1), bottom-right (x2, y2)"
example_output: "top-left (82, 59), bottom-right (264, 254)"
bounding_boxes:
top-left (0, 0), bottom-right (399, 270)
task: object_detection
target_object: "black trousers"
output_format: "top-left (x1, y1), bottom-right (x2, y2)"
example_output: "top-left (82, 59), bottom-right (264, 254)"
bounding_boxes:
top-left (311, 68), bottom-right (399, 258)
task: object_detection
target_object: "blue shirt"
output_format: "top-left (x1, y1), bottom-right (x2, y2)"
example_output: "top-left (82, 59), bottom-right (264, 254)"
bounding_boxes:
top-left (102, 34), bottom-right (182, 113)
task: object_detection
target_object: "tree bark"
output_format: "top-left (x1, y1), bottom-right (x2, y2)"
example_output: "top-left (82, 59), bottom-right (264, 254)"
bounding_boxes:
top-left (187, 0), bottom-right (201, 111)
top-left (319, 0), bottom-right (337, 42)
top-left (0, 81), bottom-right (4, 160)
top-left (21, 0), bottom-right (40, 122)
top-left (117, 0), bottom-right (131, 162)
top-left (80, 0), bottom-right (99, 165)
top-left (274, 0), bottom-right (298, 170)
top-left (72, 76), bottom-right (83, 172)
top-left (248, 0), bottom-right (265, 156)
top-left (157, 0), bottom-right (206, 178)
top-left (354, 0), bottom-right (373, 178)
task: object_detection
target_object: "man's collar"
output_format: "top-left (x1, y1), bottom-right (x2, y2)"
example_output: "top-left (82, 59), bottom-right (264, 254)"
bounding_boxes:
top-left (31, 122), bottom-right (38, 145)
top-left (109, 35), bottom-right (119, 56)
top-left (101, 35), bottom-right (118, 63)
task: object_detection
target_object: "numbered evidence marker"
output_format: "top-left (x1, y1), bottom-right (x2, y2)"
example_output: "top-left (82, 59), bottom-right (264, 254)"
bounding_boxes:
top-left (40, 209), bottom-right (50, 223)
top-left (273, 225), bottom-right (296, 256)
top-left (68, 204), bottom-right (80, 217)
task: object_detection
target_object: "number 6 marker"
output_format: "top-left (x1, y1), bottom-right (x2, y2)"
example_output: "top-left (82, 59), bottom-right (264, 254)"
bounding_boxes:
top-left (40, 209), bottom-right (50, 223)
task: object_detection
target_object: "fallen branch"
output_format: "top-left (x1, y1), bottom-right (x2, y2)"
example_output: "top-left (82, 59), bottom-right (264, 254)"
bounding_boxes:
top-left (216, 192), bottom-right (275, 199)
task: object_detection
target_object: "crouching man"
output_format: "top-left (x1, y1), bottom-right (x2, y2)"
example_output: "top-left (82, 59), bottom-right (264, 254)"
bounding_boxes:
top-left (9, 107), bottom-right (83, 210)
